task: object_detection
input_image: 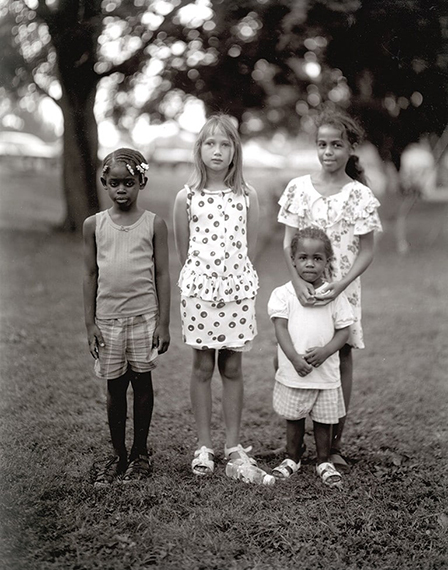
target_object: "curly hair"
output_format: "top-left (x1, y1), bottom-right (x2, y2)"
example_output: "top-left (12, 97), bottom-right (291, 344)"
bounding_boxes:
top-left (290, 226), bottom-right (336, 279)
top-left (315, 110), bottom-right (367, 185)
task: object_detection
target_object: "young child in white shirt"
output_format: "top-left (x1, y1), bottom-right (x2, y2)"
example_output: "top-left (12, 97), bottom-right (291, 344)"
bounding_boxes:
top-left (267, 227), bottom-right (354, 488)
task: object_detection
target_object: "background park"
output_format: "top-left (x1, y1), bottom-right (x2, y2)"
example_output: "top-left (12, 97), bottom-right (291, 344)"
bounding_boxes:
top-left (1, 1), bottom-right (447, 569)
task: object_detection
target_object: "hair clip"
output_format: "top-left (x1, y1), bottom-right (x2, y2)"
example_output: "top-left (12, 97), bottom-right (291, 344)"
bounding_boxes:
top-left (136, 162), bottom-right (149, 174)
top-left (126, 163), bottom-right (135, 175)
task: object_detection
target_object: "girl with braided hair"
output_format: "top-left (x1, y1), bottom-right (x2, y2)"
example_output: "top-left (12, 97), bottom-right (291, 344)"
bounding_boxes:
top-left (83, 148), bottom-right (170, 487)
top-left (277, 110), bottom-right (382, 470)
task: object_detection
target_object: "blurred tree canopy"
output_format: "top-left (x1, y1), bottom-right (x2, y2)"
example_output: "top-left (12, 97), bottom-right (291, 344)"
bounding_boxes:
top-left (1, 0), bottom-right (447, 230)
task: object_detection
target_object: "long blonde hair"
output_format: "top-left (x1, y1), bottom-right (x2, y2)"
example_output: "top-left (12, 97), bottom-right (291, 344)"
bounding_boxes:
top-left (189, 114), bottom-right (248, 195)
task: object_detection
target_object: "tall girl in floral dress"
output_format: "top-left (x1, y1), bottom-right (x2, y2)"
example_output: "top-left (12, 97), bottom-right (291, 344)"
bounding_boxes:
top-left (278, 110), bottom-right (382, 469)
top-left (173, 114), bottom-right (259, 476)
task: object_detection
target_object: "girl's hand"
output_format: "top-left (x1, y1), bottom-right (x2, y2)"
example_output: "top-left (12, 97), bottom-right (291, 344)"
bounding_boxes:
top-left (304, 346), bottom-right (329, 368)
top-left (154, 324), bottom-right (170, 354)
top-left (291, 354), bottom-right (313, 377)
top-left (292, 275), bottom-right (316, 306)
top-left (87, 325), bottom-right (105, 359)
top-left (313, 280), bottom-right (345, 304)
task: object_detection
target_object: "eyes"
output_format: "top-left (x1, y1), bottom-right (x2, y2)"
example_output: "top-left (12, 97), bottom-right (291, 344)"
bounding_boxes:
top-left (203, 140), bottom-right (232, 148)
top-left (297, 255), bottom-right (325, 262)
top-left (108, 178), bottom-right (137, 188)
top-left (317, 141), bottom-right (345, 149)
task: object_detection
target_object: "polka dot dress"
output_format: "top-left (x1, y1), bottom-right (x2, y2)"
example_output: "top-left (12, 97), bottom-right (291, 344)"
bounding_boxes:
top-left (178, 186), bottom-right (258, 351)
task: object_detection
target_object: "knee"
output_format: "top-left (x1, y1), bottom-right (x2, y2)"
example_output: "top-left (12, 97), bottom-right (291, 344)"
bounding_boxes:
top-left (192, 358), bottom-right (214, 382)
top-left (219, 358), bottom-right (242, 381)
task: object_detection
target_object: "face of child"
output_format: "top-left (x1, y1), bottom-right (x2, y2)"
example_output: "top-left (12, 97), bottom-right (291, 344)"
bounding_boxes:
top-left (316, 125), bottom-right (353, 175)
top-left (200, 127), bottom-right (235, 175)
top-left (292, 237), bottom-right (328, 287)
top-left (101, 161), bottom-right (146, 209)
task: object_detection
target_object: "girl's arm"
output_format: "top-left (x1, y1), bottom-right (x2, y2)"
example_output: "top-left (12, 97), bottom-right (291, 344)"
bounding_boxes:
top-left (173, 188), bottom-right (189, 266)
top-left (153, 215), bottom-right (171, 354)
top-left (283, 224), bottom-right (316, 305)
top-left (273, 317), bottom-right (313, 378)
top-left (304, 327), bottom-right (350, 368)
top-left (82, 216), bottom-right (105, 358)
top-left (246, 186), bottom-right (260, 262)
top-left (315, 231), bottom-right (375, 301)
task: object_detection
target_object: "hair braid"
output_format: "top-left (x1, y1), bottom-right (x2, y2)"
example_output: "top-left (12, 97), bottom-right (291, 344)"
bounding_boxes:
top-left (102, 148), bottom-right (149, 183)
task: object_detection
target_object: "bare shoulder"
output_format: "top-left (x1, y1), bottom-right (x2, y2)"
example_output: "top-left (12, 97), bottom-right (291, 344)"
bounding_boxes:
top-left (83, 214), bottom-right (96, 236)
top-left (153, 214), bottom-right (168, 234)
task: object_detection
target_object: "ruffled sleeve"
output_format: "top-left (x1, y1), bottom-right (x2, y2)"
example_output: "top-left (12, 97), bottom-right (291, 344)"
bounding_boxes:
top-left (277, 176), bottom-right (309, 228)
top-left (348, 183), bottom-right (383, 235)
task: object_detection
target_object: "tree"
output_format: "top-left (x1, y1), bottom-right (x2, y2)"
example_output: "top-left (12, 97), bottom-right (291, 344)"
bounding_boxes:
top-left (0, 0), bottom-right (191, 231)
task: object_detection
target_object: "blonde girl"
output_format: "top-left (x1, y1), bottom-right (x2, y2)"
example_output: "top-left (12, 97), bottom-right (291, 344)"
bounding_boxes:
top-left (173, 114), bottom-right (259, 476)
top-left (278, 110), bottom-right (382, 469)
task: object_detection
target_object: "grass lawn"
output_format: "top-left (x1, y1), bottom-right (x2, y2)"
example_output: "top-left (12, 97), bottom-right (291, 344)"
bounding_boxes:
top-left (1, 167), bottom-right (447, 569)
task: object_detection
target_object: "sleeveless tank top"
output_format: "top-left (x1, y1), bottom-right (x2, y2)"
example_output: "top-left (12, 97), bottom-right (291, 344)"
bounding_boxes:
top-left (95, 210), bottom-right (158, 319)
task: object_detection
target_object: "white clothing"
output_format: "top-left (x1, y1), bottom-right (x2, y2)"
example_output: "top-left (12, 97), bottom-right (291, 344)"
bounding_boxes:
top-left (268, 281), bottom-right (354, 389)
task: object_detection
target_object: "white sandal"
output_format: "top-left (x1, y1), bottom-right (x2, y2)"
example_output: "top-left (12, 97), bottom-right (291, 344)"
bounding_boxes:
top-left (272, 458), bottom-right (301, 479)
top-left (224, 444), bottom-right (257, 465)
top-left (316, 461), bottom-right (342, 488)
top-left (192, 446), bottom-right (215, 476)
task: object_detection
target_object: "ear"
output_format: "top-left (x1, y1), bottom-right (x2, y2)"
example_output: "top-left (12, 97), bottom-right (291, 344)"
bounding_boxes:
top-left (100, 177), bottom-right (107, 188)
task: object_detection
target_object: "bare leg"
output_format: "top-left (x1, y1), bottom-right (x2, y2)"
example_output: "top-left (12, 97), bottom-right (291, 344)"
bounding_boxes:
top-left (314, 421), bottom-right (332, 465)
top-left (218, 349), bottom-right (243, 451)
top-left (286, 418), bottom-right (306, 463)
top-left (190, 348), bottom-right (215, 449)
top-left (107, 369), bottom-right (131, 463)
top-left (130, 371), bottom-right (154, 460)
top-left (332, 344), bottom-right (352, 453)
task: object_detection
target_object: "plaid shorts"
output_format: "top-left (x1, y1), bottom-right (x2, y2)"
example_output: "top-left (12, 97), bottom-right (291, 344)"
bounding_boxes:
top-left (273, 381), bottom-right (345, 424)
top-left (94, 312), bottom-right (158, 380)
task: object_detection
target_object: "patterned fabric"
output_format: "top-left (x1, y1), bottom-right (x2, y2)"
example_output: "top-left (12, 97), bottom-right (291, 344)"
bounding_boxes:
top-left (94, 312), bottom-right (158, 380)
top-left (178, 186), bottom-right (258, 350)
top-left (273, 382), bottom-right (345, 423)
top-left (278, 175), bottom-right (382, 349)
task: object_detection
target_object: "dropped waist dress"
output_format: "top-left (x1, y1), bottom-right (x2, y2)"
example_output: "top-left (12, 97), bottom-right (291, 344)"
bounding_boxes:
top-left (178, 186), bottom-right (259, 351)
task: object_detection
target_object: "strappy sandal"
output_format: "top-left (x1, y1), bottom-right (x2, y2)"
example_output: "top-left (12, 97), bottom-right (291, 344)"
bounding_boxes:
top-left (122, 454), bottom-right (152, 483)
top-left (94, 456), bottom-right (127, 488)
top-left (192, 446), bottom-right (215, 476)
top-left (224, 444), bottom-right (257, 465)
top-left (329, 450), bottom-right (350, 472)
top-left (316, 461), bottom-right (342, 488)
top-left (272, 458), bottom-right (301, 479)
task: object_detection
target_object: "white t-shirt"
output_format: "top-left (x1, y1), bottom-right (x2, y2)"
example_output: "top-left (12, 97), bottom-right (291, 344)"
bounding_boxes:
top-left (268, 282), bottom-right (354, 389)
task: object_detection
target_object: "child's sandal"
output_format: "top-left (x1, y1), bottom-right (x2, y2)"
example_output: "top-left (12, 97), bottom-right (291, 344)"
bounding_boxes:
top-left (224, 444), bottom-right (257, 465)
top-left (329, 451), bottom-right (350, 472)
top-left (192, 446), bottom-right (215, 476)
top-left (316, 461), bottom-right (342, 488)
top-left (122, 454), bottom-right (152, 483)
top-left (272, 458), bottom-right (301, 479)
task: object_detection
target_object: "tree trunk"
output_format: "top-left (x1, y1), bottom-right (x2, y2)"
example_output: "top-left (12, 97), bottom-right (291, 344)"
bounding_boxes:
top-left (59, 86), bottom-right (99, 232)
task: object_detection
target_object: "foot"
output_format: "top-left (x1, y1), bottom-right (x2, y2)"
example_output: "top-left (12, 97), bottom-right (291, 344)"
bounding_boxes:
top-left (272, 458), bottom-right (301, 479)
top-left (122, 454), bottom-right (152, 483)
top-left (192, 446), bottom-right (215, 476)
top-left (329, 450), bottom-right (350, 472)
top-left (224, 444), bottom-right (257, 465)
top-left (316, 461), bottom-right (342, 489)
top-left (94, 456), bottom-right (127, 488)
